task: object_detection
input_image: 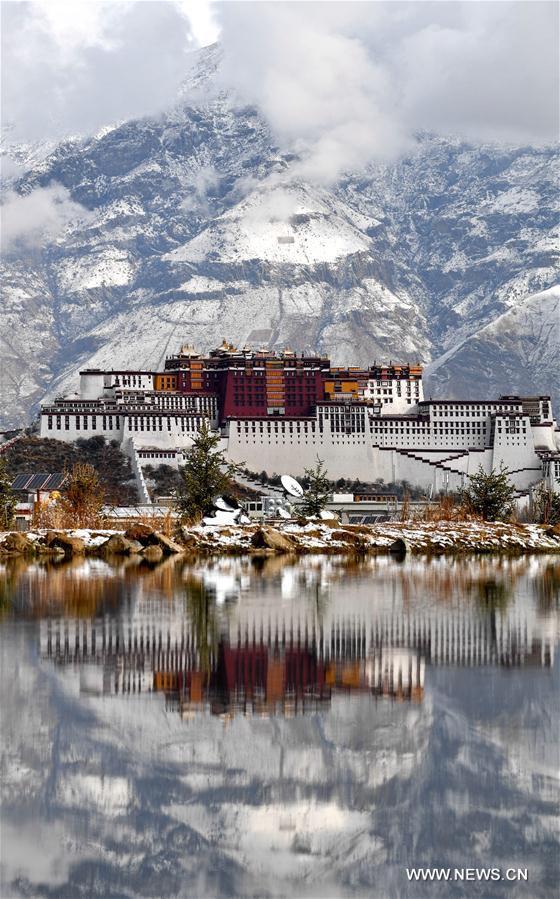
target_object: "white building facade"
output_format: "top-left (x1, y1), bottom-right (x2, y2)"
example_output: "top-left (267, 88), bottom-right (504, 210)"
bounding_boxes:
top-left (40, 368), bottom-right (560, 495)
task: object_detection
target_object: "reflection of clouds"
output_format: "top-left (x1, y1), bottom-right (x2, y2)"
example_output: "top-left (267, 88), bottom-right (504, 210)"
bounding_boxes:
top-left (0, 820), bottom-right (76, 889)
top-left (1, 556), bottom-right (559, 896)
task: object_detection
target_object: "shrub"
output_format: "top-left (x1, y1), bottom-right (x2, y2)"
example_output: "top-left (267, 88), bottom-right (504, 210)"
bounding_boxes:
top-left (462, 465), bottom-right (515, 521)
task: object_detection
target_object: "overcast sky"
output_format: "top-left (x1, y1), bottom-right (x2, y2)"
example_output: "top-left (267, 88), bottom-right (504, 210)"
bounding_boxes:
top-left (1, 0), bottom-right (558, 179)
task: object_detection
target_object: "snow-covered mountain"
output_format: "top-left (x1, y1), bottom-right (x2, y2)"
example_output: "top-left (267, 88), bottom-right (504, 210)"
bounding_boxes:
top-left (1, 45), bottom-right (558, 428)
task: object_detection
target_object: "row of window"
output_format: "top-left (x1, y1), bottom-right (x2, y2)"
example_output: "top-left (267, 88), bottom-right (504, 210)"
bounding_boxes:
top-left (45, 414), bottom-right (204, 433)
top-left (431, 404), bottom-right (521, 415)
top-left (240, 421), bottom-right (316, 432)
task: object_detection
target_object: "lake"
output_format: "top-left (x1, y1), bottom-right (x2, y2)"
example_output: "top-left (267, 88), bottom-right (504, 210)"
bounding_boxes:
top-left (0, 554), bottom-right (558, 898)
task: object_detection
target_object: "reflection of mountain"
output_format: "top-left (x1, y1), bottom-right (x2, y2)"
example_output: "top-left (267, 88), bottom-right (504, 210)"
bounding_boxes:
top-left (1, 556), bottom-right (559, 897)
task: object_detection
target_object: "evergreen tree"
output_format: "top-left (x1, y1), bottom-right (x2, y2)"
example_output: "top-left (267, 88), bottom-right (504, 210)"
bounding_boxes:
top-left (58, 462), bottom-right (105, 527)
top-left (462, 464), bottom-right (516, 521)
top-left (300, 457), bottom-right (331, 517)
top-left (533, 484), bottom-right (560, 525)
top-left (0, 457), bottom-right (16, 530)
top-left (175, 420), bottom-right (241, 522)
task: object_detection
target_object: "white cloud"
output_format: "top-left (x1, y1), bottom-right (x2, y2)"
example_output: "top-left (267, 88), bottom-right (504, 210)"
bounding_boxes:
top-left (1, 1), bottom-right (557, 186)
top-left (0, 156), bottom-right (27, 179)
top-left (215, 1), bottom-right (559, 183)
top-left (181, 165), bottom-right (220, 214)
top-left (1, 1), bottom-right (195, 142)
top-left (1, 184), bottom-right (93, 251)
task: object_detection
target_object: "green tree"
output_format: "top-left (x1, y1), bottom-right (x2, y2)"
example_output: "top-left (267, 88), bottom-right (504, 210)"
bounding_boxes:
top-left (533, 484), bottom-right (560, 525)
top-left (175, 420), bottom-right (241, 522)
top-left (300, 457), bottom-right (331, 517)
top-left (462, 464), bottom-right (515, 521)
top-left (0, 457), bottom-right (16, 530)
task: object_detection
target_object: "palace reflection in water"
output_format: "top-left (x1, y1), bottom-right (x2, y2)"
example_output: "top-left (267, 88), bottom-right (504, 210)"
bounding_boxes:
top-left (36, 555), bottom-right (554, 718)
top-left (1, 554), bottom-right (558, 898)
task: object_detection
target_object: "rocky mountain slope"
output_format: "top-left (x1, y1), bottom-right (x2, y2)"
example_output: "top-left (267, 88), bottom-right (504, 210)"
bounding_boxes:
top-left (1, 45), bottom-right (558, 427)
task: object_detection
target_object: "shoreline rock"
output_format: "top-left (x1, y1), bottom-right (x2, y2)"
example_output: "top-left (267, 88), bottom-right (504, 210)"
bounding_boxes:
top-left (1, 520), bottom-right (559, 559)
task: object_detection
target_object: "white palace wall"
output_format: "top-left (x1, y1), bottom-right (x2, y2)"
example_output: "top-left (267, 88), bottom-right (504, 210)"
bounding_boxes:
top-left (39, 366), bottom-right (559, 494)
top-left (226, 422), bottom-right (482, 489)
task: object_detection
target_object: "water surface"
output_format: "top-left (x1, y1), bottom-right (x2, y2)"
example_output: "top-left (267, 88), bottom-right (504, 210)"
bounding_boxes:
top-left (0, 554), bottom-right (558, 898)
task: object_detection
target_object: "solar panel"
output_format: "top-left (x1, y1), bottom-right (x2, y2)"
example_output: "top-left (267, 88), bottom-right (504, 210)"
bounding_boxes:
top-left (44, 473), bottom-right (65, 489)
top-left (27, 473), bottom-right (51, 490)
top-left (11, 474), bottom-right (32, 490)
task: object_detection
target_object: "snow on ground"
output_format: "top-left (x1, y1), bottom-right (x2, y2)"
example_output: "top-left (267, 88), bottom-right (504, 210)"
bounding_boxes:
top-left (2, 522), bottom-right (559, 556)
top-left (182, 520), bottom-right (560, 555)
top-left (166, 183), bottom-right (371, 266)
top-left (481, 187), bottom-right (540, 215)
top-left (56, 247), bottom-right (136, 292)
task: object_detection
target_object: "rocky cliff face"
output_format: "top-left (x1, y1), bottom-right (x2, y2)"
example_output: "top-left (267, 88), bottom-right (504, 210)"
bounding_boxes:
top-left (1, 47), bottom-right (558, 427)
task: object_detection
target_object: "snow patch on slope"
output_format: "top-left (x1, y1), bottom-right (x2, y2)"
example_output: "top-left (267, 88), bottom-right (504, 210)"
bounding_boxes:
top-left (167, 184), bottom-right (372, 265)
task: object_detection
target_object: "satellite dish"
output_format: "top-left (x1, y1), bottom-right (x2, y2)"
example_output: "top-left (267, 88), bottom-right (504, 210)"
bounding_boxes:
top-left (281, 474), bottom-right (304, 498)
top-left (277, 506), bottom-right (291, 519)
top-left (214, 496), bottom-right (237, 512)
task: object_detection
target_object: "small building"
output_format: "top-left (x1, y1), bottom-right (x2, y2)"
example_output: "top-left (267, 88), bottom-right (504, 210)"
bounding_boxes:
top-left (11, 472), bottom-right (67, 531)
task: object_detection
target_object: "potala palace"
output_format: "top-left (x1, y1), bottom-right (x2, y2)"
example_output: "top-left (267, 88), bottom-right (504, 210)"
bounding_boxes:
top-left (40, 341), bottom-right (560, 496)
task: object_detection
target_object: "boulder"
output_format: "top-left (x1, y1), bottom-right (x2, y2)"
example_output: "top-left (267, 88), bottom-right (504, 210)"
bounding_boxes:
top-left (35, 543), bottom-right (64, 555)
top-left (141, 544), bottom-right (164, 562)
top-left (152, 532), bottom-right (183, 554)
top-left (179, 529), bottom-right (200, 549)
top-left (1, 532), bottom-right (33, 554)
top-left (99, 534), bottom-right (141, 555)
top-left (127, 539), bottom-right (144, 553)
top-left (124, 523), bottom-right (156, 545)
top-left (250, 527), bottom-right (295, 553)
top-left (47, 533), bottom-right (86, 557)
top-left (331, 529), bottom-right (367, 550)
top-left (123, 525), bottom-right (181, 554)
top-left (44, 530), bottom-right (63, 547)
top-left (389, 537), bottom-right (411, 556)
top-left (62, 536), bottom-right (86, 556)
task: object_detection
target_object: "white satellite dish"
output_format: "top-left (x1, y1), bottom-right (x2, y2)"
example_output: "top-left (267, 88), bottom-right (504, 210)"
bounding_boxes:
top-left (277, 506), bottom-right (291, 519)
top-left (281, 474), bottom-right (304, 498)
top-left (214, 496), bottom-right (237, 512)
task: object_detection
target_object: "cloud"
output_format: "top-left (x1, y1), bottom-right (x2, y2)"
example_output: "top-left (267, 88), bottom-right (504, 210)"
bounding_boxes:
top-left (215, 1), bottom-right (559, 183)
top-left (1, 184), bottom-right (93, 251)
top-left (1, 1), bottom-right (195, 142)
top-left (2, 2), bottom-right (557, 187)
top-left (0, 156), bottom-right (27, 180)
top-left (181, 165), bottom-right (220, 215)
